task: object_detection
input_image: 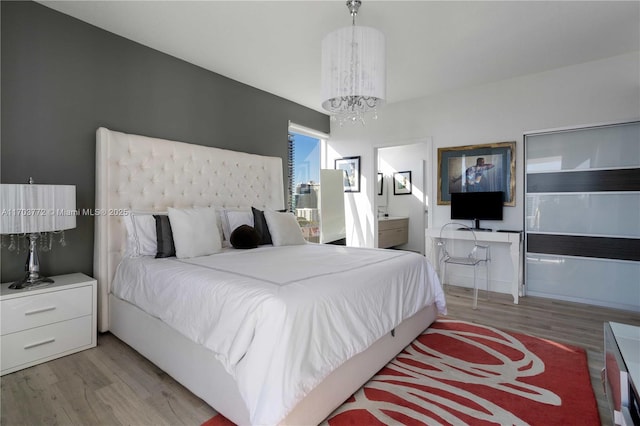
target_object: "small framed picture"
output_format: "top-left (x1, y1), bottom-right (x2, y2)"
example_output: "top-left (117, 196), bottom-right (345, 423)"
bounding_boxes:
top-left (393, 171), bottom-right (412, 195)
top-left (377, 173), bottom-right (384, 196)
top-left (335, 156), bottom-right (360, 192)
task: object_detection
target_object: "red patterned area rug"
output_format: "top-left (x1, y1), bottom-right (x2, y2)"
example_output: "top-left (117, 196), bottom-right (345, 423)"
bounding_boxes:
top-left (202, 319), bottom-right (600, 425)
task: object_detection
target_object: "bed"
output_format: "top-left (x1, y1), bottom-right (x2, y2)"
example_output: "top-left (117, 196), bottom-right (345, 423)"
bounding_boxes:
top-left (94, 127), bottom-right (446, 425)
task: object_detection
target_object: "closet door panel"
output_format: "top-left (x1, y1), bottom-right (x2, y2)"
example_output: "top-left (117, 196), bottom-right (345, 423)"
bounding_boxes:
top-left (526, 254), bottom-right (640, 311)
top-left (526, 193), bottom-right (640, 237)
top-left (526, 122), bottom-right (640, 172)
top-left (525, 121), bottom-right (640, 311)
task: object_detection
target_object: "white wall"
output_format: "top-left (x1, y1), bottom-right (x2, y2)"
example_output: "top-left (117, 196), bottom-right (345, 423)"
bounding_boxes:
top-left (331, 52), bottom-right (639, 240)
top-left (327, 52), bottom-right (640, 292)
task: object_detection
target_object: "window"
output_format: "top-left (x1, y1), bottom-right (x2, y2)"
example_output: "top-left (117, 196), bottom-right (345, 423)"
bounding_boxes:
top-left (291, 133), bottom-right (320, 205)
top-left (288, 124), bottom-right (327, 242)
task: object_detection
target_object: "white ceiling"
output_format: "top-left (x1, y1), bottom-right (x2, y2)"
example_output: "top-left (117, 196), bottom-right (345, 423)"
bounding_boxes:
top-left (40, 1), bottom-right (639, 113)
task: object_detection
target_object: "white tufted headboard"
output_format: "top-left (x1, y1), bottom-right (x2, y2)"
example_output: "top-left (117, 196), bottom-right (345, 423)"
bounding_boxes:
top-left (94, 127), bottom-right (284, 331)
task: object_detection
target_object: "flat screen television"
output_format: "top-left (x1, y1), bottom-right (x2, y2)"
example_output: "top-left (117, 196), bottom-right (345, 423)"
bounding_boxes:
top-left (450, 191), bottom-right (504, 231)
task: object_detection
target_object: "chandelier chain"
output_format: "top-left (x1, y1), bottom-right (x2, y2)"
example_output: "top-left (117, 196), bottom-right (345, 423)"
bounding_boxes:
top-left (347, 0), bottom-right (361, 23)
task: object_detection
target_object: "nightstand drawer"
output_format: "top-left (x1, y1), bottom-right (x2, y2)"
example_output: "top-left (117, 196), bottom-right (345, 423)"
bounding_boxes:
top-left (1, 316), bottom-right (93, 373)
top-left (1, 285), bottom-right (93, 335)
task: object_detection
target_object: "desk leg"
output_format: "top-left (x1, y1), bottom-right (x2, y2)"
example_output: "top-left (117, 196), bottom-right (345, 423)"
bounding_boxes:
top-left (509, 242), bottom-right (520, 304)
top-left (426, 236), bottom-right (438, 274)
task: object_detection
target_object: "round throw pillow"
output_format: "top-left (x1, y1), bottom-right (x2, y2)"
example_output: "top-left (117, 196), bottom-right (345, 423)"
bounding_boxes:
top-left (230, 224), bottom-right (261, 249)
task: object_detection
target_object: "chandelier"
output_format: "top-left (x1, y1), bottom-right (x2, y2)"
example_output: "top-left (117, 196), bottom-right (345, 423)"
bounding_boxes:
top-left (321, 0), bottom-right (386, 125)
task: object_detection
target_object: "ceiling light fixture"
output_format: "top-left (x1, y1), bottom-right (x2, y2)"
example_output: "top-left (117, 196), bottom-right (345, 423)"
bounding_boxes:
top-left (321, 0), bottom-right (386, 126)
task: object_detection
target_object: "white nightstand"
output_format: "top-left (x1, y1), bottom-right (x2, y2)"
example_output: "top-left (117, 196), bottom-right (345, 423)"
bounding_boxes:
top-left (1, 273), bottom-right (97, 376)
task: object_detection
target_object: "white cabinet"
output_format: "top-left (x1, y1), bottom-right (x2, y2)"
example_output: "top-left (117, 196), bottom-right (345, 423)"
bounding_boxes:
top-left (1, 273), bottom-right (97, 375)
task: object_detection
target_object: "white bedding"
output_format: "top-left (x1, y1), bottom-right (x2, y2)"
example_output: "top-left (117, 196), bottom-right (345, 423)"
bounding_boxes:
top-left (112, 244), bottom-right (445, 425)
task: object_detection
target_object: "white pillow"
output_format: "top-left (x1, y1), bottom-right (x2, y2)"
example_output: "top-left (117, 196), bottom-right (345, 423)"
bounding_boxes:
top-left (264, 211), bottom-right (306, 247)
top-left (167, 207), bottom-right (222, 258)
top-left (220, 208), bottom-right (253, 243)
top-left (123, 212), bottom-right (158, 257)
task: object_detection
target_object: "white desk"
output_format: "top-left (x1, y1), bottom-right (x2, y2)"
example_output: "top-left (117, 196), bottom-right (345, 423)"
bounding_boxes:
top-left (425, 228), bottom-right (523, 304)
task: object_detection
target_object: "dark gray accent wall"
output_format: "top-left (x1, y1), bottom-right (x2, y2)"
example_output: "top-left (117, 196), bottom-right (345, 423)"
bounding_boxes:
top-left (1, 1), bottom-right (329, 282)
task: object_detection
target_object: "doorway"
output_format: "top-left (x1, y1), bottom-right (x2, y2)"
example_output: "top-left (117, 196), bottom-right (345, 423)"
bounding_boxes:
top-left (375, 140), bottom-right (431, 254)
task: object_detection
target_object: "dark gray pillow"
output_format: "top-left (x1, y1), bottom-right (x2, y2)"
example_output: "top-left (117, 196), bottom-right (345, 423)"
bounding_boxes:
top-left (230, 225), bottom-right (261, 249)
top-left (154, 214), bottom-right (176, 258)
top-left (252, 207), bottom-right (286, 245)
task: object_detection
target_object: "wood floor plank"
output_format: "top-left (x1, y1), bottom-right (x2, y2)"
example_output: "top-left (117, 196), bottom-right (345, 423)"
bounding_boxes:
top-left (145, 383), bottom-right (216, 426)
top-left (95, 381), bottom-right (172, 426)
top-left (1, 363), bottom-right (77, 425)
top-left (96, 333), bottom-right (165, 398)
top-left (0, 372), bottom-right (28, 426)
top-left (92, 333), bottom-right (216, 424)
top-left (47, 349), bottom-right (112, 392)
top-left (2, 286), bottom-right (638, 426)
top-left (51, 375), bottom-right (121, 426)
top-left (83, 338), bottom-right (153, 400)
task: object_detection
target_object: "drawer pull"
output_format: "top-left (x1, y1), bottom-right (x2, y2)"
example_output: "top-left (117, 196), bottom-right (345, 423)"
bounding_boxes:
top-left (24, 337), bottom-right (56, 350)
top-left (24, 306), bottom-right (56, 316)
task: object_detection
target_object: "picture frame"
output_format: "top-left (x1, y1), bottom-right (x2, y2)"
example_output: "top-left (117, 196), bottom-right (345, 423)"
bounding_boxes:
top-left (335, 156), bottom-right (360, 192)
top-left (393, 171), bottom-right (412, 195)
top-left (437, 141), bottom-right (515, 205)
top-left (377, 173), bottom-right (384, 196)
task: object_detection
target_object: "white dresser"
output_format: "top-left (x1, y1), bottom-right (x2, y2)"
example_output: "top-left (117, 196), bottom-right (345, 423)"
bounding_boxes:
top-left (1, 273), bottom-right (97, 375)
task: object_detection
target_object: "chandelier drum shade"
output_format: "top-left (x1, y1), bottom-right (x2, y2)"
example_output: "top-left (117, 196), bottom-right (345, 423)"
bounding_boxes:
top-left (321, 1), bottom-right (386, 125)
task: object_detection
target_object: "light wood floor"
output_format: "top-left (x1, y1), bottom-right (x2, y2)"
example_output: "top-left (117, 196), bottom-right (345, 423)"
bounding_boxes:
top-left (2, 287), bottom-right (639, 426)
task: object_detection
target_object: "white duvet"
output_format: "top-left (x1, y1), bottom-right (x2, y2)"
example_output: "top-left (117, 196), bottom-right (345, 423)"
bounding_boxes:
top-left (112, 244), bottom-right (446, 425)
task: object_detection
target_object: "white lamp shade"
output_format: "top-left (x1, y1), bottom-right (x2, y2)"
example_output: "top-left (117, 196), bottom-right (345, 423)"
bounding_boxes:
top-left (0, 184), bottom-right (76, 234)
top-left (321, 25), bottom-right (386, 112)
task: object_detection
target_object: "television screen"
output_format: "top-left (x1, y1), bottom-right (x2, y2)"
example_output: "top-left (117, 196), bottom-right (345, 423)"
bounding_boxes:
top-left (451, 191), bottom-right (504, 229)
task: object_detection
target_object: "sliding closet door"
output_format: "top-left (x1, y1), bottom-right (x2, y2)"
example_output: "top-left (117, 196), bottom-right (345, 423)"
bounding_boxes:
top-left (524, 121), bottom-right (640, 311)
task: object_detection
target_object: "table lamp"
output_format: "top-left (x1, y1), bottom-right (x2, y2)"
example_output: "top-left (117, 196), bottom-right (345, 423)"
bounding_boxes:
top-left (1, 179), bottom-right (76, 289)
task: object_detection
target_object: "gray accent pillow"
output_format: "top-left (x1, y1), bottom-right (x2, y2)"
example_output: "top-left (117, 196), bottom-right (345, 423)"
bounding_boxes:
top-left (154, 214), bottom-right (176, 258)
top-left (252, 207), bottom-right (286, 245)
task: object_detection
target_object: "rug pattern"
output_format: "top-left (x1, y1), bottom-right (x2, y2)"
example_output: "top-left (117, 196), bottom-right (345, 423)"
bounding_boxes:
top-left (325, 320), bottom-right (599, 425)
top-left (203, 320), bottom-right (600, 425)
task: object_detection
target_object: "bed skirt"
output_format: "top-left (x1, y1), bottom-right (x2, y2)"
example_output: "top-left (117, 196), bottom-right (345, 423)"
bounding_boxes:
top-left (108, 294), bottom-right (438, 425)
